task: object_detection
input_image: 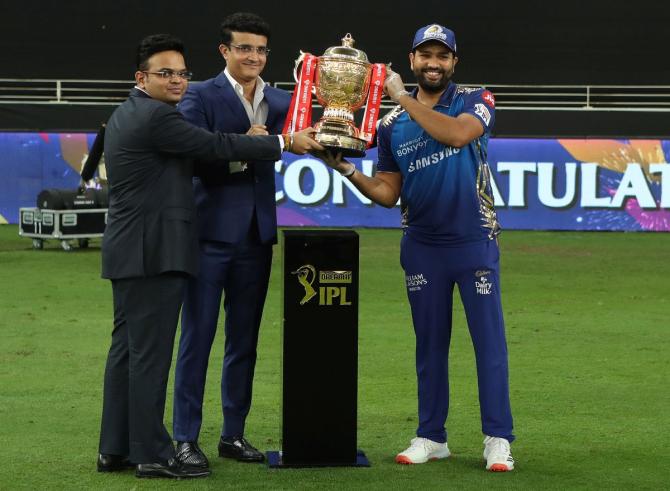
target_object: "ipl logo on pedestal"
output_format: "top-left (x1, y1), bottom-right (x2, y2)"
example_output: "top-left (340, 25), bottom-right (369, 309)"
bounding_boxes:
top-left (292, 265), bottom-right (317, 305)
top-left (292, 264), bottom-right (353, 306)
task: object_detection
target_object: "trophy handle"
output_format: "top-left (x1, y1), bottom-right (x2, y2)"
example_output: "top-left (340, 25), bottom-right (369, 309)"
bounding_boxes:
top-left (293, 51), bottom-right (317, 95)
top-left (292, 51), bottom-right (305, 83)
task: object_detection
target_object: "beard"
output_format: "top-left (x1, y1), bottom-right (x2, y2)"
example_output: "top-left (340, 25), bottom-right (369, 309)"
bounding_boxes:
top-left (414, 66), bottom-right (453, 93)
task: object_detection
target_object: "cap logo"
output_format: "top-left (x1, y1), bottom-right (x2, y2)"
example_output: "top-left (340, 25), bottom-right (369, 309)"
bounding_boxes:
top-left (423, 24), bottom-right (447, 41)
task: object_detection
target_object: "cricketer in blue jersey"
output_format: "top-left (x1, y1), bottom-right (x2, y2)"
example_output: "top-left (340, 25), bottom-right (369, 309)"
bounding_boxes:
top-left (315, 23), bottom-right (515, 472)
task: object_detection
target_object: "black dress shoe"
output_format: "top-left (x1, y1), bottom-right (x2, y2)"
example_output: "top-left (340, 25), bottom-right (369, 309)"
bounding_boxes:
top-left (97, 453), bottom-right (134, 472)
top-left (176, 441), bottom-right (209, 468)
top-left (218, 436), bottom-right (265, 462)
top-left (136, 458), bottom-right (211, 479)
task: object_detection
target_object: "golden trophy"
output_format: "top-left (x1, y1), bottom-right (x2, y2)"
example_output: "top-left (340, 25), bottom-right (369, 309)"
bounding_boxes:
top-left (285, 34), bottom-right (386, 157)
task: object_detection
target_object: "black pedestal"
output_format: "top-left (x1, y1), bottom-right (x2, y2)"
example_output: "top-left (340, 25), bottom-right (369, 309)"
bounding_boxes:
top-left (268, 230), bottom-right (368, 468)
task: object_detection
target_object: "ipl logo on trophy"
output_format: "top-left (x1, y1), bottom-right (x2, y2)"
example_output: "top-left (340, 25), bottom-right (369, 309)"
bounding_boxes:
top-left (283, 34), bottom-right (387, 157)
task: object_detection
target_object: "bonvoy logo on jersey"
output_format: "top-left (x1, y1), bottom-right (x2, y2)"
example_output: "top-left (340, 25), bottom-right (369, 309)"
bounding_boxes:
top-left (406, 273), bottom-right (428, 292)
top-left (396, 136), bottom-right (429, 157)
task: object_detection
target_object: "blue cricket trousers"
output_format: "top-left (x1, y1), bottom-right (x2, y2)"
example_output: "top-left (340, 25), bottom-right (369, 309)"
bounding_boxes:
top-left (400, 233), bottom-right (514, 444)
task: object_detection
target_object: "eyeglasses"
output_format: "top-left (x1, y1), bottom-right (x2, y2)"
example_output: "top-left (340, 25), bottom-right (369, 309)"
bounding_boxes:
top-left (143, 69), bottom-right (193, 80)
top-left (228, 44), bottom-right (271, 56)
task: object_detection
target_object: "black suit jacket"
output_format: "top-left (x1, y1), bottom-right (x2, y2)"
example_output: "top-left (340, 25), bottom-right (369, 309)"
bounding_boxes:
top-left (101, 88), bottom-right (281, 279)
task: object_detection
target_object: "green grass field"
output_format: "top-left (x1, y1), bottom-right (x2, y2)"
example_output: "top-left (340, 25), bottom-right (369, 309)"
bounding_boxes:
top-left (0, 225), bottom-right (668, 490)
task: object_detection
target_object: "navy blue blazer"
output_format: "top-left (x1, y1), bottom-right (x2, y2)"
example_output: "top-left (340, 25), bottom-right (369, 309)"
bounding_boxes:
top-left (178, 72), bottom-right (291, 245)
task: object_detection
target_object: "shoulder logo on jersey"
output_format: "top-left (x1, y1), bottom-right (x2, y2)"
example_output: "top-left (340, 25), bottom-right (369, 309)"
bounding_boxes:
top-left (474, 103), bottom-right (491, 126)
top-left (482, 90), bottom-right (495, 108)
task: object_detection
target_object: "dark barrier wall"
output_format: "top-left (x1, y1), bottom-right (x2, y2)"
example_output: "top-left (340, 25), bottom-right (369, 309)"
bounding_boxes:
top-left (2, 105), bottom-right (670, 138)
top-left (2, 0), bottom-right (669, 85)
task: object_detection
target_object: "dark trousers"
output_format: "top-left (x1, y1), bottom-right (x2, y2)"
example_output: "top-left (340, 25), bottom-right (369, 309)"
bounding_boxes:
top-left (173, 239), bottom-right (272, 442)
top-left (99, 273), bottom-right (187, 463)
top-left (400, 235), bottom-right (514, 444)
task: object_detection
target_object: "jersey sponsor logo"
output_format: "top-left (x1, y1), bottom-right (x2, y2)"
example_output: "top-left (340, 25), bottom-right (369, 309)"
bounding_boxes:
top-left (475, 275), bottom-right (493, 295)
top-left (475, 269), bottom-right (492, 277)
top-left (407, 146), bottom-right (460, 173)
top-left (406, 273), bottom-right (428, 292)
top-left (474, 103), bottom-right (491, 126)
top-left (396, 136), bottom-right (429, 156)
top-left (482, 90), bottom-right (495, 108)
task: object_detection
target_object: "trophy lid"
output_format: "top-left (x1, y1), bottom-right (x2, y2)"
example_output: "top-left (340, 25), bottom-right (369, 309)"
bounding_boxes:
top-left (322, 33), bottom-right (369, 63)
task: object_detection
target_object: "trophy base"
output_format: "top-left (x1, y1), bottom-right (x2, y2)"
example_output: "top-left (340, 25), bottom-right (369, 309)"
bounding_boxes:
top-left (315, 133), bottom-right (367, 158)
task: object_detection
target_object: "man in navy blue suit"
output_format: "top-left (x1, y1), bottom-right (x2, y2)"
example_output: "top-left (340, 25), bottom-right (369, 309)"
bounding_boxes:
top-left (172, 13), bottom-right (290, 468)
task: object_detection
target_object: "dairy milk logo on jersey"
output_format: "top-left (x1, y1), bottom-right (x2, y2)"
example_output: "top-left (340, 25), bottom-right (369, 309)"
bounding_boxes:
top-left (474, 103), bottom-right (491, 126)
top-left (475, 275), bottom-right (492, 295)
top-left (407, 146), bottom-right (460, 173)
top-left (406, 273), bottom-right (428, 292)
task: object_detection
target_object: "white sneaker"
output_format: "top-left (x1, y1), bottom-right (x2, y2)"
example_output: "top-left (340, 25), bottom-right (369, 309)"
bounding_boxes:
top-left (483, 436), bottom-right (514, 471)
top-left (395, 437), bottom-right (450, 464)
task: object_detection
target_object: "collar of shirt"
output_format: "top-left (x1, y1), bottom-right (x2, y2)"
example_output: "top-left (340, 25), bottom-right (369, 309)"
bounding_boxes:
top-left (223, 67), bottom-right (266, 112)
top-left (410, 81), bottom-right (456, 107)
top-left (133, 85), bottom-right (150, 96)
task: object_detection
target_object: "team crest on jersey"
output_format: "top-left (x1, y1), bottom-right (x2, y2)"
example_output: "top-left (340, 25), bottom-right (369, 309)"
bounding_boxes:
top-left (474, 103), bottom-right (491, 126)
top-left (482, 90), bottom-right (495, 108)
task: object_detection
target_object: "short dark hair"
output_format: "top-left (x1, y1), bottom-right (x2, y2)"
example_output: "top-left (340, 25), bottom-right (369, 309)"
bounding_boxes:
top-left (136, 34), bottom-right (185, 71)
top-left (220, 12), bottom-right (271, 45)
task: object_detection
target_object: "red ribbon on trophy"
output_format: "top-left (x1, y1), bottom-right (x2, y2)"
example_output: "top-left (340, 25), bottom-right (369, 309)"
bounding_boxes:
top-left (359, 63), bottom-right (386, 147)
top-left (283, 53), bottom-right (318, 134)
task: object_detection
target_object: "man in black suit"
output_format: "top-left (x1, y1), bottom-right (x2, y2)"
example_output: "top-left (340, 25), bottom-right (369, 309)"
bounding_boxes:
top-left (96, 33), bottom-right (321, 479)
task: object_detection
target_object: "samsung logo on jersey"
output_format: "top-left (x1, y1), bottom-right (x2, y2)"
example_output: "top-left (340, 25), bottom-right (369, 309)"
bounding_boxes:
top-left (407, 147), bottom-right (460, 173)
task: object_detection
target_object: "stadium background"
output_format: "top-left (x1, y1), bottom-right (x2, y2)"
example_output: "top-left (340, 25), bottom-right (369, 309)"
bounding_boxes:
top-left (1, 0), bottom-right (668, 231)
top-left (0, 1), bottom-right (668, 489)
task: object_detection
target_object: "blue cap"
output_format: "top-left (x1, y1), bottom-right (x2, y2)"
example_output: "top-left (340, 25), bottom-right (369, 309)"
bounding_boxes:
top-left (412, 24), bottom-right (457, 52)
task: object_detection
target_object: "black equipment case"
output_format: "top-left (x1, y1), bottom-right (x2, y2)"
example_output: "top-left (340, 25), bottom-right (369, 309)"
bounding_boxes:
top-left (19, 124), bottom-right (108, 251)
top-left (19, 188), bottom-right (108, 251)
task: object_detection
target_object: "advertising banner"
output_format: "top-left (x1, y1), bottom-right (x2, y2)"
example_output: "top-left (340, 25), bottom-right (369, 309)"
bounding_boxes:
top-left (1, 133), bottom-right (668, 231)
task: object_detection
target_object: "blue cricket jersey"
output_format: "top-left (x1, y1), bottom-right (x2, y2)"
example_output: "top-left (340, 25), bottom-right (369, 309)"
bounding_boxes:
top-left (377, 82), bottom-right (500, 246)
